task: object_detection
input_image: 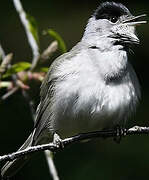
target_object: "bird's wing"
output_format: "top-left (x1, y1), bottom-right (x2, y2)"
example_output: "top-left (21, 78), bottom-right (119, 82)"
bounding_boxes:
top-left (32, 51), bottom-right (72, 144)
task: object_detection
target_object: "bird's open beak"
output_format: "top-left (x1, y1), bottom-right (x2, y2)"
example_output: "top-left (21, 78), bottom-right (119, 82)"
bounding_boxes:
top-left (122, 14), bottom-right (147, 44)
top-left (122, 14), bottom-right (147, 26)
top-left (111, 14), bottom-right (147, 45)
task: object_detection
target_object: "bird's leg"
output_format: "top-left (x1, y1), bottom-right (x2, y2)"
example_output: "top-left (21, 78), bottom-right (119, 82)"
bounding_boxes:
top-left (53, 133), bottom-right (64, 149)
top-left (113, 125), bottom-right (127, 144)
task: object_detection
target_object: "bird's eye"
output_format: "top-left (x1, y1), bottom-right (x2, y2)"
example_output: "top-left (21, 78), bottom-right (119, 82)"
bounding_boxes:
top-left (110, 16), bottom-right (118, 23)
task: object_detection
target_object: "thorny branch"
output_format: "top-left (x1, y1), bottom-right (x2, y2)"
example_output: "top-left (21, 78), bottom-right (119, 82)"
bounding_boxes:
top-left (0, 126), bottom-right (149, 163)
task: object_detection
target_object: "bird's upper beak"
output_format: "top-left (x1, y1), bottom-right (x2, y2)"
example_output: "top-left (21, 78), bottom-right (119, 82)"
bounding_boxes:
top-left (122, 14), bottom-right (147, 26)
top-left (111, 14), bottom-right (147, 45)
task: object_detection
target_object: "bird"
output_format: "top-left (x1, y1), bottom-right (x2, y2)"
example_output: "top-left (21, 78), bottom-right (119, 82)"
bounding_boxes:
top-left (1, 1), bottom-right (146, 178)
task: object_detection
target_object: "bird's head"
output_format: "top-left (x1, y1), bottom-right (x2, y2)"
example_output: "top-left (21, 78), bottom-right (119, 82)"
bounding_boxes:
top-left (83, 2), bottom-right (146, 48)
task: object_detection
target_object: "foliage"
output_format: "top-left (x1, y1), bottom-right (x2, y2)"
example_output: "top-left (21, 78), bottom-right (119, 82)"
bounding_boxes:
top-left (2, 62), bottom-right (31, 78)
top-left (45, 29), bottom-right (67, 53)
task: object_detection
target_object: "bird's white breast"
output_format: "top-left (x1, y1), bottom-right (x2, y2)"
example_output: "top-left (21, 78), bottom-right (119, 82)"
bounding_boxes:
top-left (51, 47), bottom-right (140, 138)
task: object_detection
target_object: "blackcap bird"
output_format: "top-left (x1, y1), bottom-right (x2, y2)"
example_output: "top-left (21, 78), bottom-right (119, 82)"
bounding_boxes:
top-left (1, 1), bottom-right (146, 178)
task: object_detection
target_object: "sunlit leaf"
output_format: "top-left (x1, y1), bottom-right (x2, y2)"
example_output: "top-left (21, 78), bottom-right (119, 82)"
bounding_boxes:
top-left (26, 14), bottom-right (39, 44)
top-left (45, 29), bottom-right (67, 53)
top-left (2, 62), bottom-right (31, 78)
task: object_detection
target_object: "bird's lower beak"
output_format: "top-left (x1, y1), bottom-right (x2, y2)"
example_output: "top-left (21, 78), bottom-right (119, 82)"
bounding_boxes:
top-left (123, 32), bottom-right (140, 45)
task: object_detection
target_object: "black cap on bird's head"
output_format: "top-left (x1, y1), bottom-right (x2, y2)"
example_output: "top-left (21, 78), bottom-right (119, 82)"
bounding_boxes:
top-left (83, 2), bottom-right (146, 46)
top-left (94, 2), bottom-right (131, 22)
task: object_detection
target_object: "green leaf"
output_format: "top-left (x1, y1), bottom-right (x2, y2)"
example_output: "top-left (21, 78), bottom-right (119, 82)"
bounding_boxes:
top-left (2, 62), bottom-right (31, 78)
top-left (26, 14), bottom-right (39, 44)
top-left (45, 29), bottom-right (67, 53)
top-left (39, 67), bottom-right (49, 73)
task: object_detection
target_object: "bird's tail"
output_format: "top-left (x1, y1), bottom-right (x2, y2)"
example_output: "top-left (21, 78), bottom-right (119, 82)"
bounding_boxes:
top-left (1, 132), bottom-right (34, 179)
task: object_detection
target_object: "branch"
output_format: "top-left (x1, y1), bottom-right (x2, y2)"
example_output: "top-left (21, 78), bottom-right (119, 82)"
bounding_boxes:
top-left (0, 126), bottom-right (149, 163)
top-left (13, 0), bottom-right (40, 70)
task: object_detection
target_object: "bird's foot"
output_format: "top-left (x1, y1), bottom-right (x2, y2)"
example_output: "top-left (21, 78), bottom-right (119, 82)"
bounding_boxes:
top-left (53, 133), bottom-right (64, 149)
top-left (113, 126), bottom-right (127, 144)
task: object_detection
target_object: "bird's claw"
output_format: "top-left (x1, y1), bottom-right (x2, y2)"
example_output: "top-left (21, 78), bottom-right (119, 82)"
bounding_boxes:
top-left (53, 133), bottom-right (64, 149)
top-left (113, 126), bottom-right (127, 144)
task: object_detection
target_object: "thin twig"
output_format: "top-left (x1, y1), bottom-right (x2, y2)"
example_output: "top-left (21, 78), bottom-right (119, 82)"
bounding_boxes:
top-left (41, 41), bottom-right (58, 61)
top-left (0, 87), bottom-right (19, 102)
top-left (13, 0), bottom-right (40, 70)
top-left (0, 53), bottom-right (13, 77)
top-left (45, 150), bottom-right (60, 180)
top-left (0, 43), bottom-right (6, 60)
top-left (0, 126), bottom-right (149, 163)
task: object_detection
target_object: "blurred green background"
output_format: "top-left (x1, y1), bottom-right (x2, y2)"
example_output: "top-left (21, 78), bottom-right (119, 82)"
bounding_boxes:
top-left (0, 0), bottom-right (149, 180)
